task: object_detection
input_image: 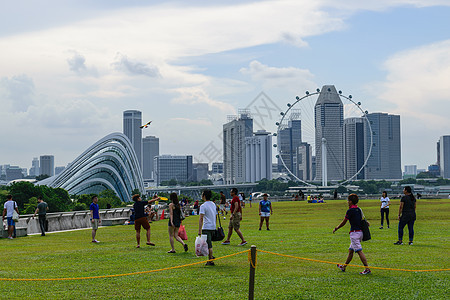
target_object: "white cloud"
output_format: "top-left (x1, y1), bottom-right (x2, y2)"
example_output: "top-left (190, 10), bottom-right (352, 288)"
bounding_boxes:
top-left (172, 86), bottom-right (235, 112)
top-left (111, 53), bottom-right (160, 77)
top-left (0, 74), bottom-right (35, 112)
top-left (374, 39), bottom-right (450, 166)
top-left (240, 60), bottom-right (316, 90)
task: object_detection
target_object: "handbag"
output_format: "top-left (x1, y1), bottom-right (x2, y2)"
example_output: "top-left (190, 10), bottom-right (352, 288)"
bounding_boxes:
top-left (359, 208), bottom-right (371, 241)
top-left (180, 208), bottom-right (186, 221)
top-left (178, 225), bottom-right (188, 240)
top-left (12, 202), bottom-right (19, 222)
top-left (211, 213), bottom-right (225, 241)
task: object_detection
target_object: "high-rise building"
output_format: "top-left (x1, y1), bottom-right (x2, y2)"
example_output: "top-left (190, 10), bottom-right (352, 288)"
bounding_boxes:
top-left (223, 110), bottom-right (253, 184)
top-left (123, 110), bottom-right (142, 168)
top-left (245, 130), bottom-right (272, 183)
top-left (5, 166), bottom-right (24, 181)
top-left (211, 162), bottom-right (223, 174)
top-left (364, 113), bottom-right (401, 179)
top-left (344, 117), bottom-right (365, 180)
top-left (55, 166), bottom-right (66, 176)
top-left (29, 157), bottom-right (40, 177)
top-left (142, 136), bottom-right (159, 180)
top-left (154, 155), bottom-right (193, 185)
top-left (277, 110), bottom-right (302, 175)
top-left (294, 142), bottom-right (312, 181)
top-left (40, 155), bottom-right (55, 177)
top-left (315, 85), bottom-right (345, 181)
top-left (193, 163), bottom-right (209, 182)
top-left (439, 135), bottom-right (450, 179)
top-left (404, 165), bottom-right (417, 178)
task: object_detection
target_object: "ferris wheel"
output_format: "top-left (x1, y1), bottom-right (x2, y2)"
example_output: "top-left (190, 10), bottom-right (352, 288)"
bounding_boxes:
top-left (273, 86), bottom-right (373, 186)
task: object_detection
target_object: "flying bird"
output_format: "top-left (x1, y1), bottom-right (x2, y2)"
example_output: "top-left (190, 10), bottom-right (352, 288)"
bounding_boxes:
top-left (140, 121), bottom-right (152, 129)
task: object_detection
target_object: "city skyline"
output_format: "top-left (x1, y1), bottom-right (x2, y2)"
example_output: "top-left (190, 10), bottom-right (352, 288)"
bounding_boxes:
top-left (1, 1), bottom-right (450, 170)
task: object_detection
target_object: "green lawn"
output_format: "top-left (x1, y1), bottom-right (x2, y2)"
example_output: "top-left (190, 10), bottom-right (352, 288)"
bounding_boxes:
top-left (0, 199), bottom-right (449, 299)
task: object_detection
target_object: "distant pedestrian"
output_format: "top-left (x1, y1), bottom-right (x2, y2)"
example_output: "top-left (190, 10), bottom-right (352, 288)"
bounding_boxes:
top-left (198, 189), bottom-right (217, 265)
top-left (33, 196), bottom-right (48, 236)
top-left (259, 193), bottom-right (272, 231)
top-left (219, 191), bottom-right (227, 215)
top-left (221, 188), bottom-right (247, 246)
top-left (90, 195), bottom-right (101, 243)
top-left (333, 194), bottom-right (371, 275)
top-left (394, 186), bottom-right (416, 245)
top-left (133, 194), bottom-right (158, 248)
top-left (2, 195), bottom-right (19, 239)
top-left (193, 200), bottom-right (200, 215)
top-left (379, 191), bottom-right (390, 229)
top-left (167, 193), bottom-right (188, 253)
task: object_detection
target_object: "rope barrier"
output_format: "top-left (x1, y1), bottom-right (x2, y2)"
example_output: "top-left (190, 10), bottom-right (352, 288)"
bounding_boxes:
top-left (248, 249), bottom-right (257, 268)
top-left (0, 248), bottom-right (447, 281)
top-left (0, 250), bottom-right (249, 282)
top-left (257, 250), bottom-right (450, 272)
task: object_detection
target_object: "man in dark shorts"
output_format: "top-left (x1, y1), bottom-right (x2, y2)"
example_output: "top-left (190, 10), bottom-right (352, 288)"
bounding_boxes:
top-left (33, 196), bottom-right (48, 236)
top-left (198, 189), bottom-right (217, 265)
top-left (133, 194), bottom-right (158, 248)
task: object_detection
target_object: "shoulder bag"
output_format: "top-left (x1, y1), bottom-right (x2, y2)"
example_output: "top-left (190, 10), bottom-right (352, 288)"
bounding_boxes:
top-left (12, 202), bottom-right (20, 222)
top-left (359, 207), bottom-right (371, 241)
top-left (211, 213), bottom-right (225, 241)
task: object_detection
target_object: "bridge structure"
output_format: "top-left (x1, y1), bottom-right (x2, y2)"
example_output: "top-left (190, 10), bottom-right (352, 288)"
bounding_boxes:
top-left (145, 183), bottom-right (258, 200)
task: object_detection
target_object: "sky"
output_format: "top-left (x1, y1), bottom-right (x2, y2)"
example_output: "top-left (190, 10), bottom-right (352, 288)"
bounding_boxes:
top-left (1, 0), bottom-right (450, 172)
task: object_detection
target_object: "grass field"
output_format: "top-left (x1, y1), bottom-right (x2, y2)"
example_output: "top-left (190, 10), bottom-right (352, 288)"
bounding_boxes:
top-left (0, 198), bottom-right (448, 299)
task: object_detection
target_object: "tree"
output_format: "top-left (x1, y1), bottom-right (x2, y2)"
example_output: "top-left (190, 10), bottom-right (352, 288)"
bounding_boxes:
top-left (98, 189), bottom-right (122, 208)
top-left (35, 174), bottom-right (50, 181)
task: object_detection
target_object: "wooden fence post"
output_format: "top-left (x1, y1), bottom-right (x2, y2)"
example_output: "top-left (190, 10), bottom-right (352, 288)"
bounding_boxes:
top-left (249, 245), bottom-right (257, 300)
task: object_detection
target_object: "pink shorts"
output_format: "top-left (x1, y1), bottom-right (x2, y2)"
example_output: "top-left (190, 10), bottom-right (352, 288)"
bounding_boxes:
top-left (349, 231), bottom-right (363, 252)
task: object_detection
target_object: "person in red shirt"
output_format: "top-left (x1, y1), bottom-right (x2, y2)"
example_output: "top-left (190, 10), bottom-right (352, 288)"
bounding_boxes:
top-left (221, 188), bottom-right (247, 246)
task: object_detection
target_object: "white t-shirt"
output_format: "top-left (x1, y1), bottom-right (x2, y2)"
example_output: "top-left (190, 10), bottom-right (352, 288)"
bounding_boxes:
top-left (380, 197), bottom-right (390, 209)
top-left (4, 200), bottom-right (18, 217)
top-left (199, 201), bottom-right (217, 230)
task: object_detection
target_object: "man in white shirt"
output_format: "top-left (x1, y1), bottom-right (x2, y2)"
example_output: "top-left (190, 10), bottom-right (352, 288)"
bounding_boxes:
top-left (198, 189), bottom-right (217, 266)
top-left (2, 195), bottom-right (19, 239)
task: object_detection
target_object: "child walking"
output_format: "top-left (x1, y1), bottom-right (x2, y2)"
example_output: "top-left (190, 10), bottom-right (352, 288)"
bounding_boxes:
top-left (333, 194), bottom-right (371, 275)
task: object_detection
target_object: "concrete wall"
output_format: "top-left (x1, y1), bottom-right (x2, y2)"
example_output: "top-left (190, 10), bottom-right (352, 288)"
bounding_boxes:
top-left (13, 208), bottom-right (133, 235)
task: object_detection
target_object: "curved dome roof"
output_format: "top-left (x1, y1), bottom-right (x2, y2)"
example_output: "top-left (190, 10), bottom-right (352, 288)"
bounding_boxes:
top-left (40, 132), bottom-right (144, 202)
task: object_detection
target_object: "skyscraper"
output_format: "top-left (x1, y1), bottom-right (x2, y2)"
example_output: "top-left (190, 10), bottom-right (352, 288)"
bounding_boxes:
top-left (439, 135), bottom-right (450, 179)
top-left (314, 85), bottom-right (344, 181)
top-left (364, 113), bottom-right (401, 179)
top-left (277, 110), bottom-right (302, 176)
top-left (40, 155), bottom-right (55, 177)
top-left (294, 142), bottom-right (312, 181)
top-left (154, 155), bottom-right (193, 185)
top-left (344, 117), bottom-right (365, 180)
top-left (245, 130), bottom-right (272, 183)
top-left (142, 136), bottom-right (159, 180)
top-left (123, 110), bottom-right (142, 168)
top-left (29, 157), bottom-right (40, 177)
top-left (223, 110), bottom-right (253, 184)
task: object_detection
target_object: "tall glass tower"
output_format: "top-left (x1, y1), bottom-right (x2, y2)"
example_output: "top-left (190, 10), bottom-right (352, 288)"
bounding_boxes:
top-left (123, 110), bottom-right (142, 168)
top-left (314, 85), bottom-right (344, 181)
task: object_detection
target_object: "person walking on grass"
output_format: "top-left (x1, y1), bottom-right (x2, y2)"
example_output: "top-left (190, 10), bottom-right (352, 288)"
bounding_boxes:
top-left (90, 195), bottom-right (101, 243)
top-left (380, 191), bottom-right (390, 229)
top-left (198, 189), bottom-right (217, 266)
top-left (221, 188), bottom-right (247, 246)
top-left (333, 193), bottom-right (371, 275)
top-left (167, 193), bottom-right (188, 253)
top-left (394, 186), bottom-right (416, 245)
top-left (133, 194), bottom-right (158, 248)
top-left (33, 196), bottom-right (48, 236)
top-left (259, 193), bottom-right (272, 231)
top-left (2, 195), bottom-right (19, 239)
